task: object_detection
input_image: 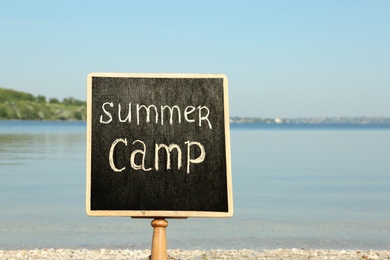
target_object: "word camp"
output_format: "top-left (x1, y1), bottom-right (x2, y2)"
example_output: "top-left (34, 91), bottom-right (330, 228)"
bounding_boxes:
top-left (109, 139), bottom-right (205, 174)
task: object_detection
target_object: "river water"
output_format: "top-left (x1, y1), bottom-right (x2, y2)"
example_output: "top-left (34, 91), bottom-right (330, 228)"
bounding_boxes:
top-left (0, 121), bottom-right (389, 250)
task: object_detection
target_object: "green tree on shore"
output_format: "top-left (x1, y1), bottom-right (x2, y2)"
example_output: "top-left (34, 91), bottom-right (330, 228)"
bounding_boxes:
top-left (0, 87), bottom-right (86, 121)
top-left (36, 95), bottom-right (46, 103)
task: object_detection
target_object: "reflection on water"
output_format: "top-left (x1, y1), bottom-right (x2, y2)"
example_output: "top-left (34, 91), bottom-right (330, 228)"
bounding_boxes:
top-left (0, 133), bottom-right (84, 165)
top-left (1, 121), bottom-right (390, 250)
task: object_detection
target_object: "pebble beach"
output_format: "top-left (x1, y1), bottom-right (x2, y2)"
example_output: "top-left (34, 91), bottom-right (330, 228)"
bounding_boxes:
top-left (1, 249), bottom-right (390, 260)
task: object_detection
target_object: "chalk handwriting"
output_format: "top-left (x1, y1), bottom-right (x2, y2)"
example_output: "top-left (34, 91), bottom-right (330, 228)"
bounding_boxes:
top-left (109, 138), bottom-right (206, 174)
top-left (99, 102), bottom-right (212, 129)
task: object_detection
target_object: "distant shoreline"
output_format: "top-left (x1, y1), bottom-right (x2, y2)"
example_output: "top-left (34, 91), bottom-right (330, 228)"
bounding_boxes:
top-left (2, 117), bottom-right (390, 128)
top-left (0, 87), bottom-right (86, 121)
top-left (2, 88), bottom-right (389, 124)
top-left (230, 116), bottom-right (390, 125)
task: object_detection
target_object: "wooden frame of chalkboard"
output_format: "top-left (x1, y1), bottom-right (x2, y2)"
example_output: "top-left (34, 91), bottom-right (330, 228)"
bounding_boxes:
top-left (86, 73), bottom-right (233, 217)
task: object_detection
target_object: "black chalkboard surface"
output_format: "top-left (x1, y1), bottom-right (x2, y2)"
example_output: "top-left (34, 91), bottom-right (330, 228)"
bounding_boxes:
top-left (86, 73), bottom-right (233, 217)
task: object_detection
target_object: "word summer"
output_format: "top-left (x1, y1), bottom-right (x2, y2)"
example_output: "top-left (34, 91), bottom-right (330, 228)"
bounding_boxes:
top-left (99, 102), bottom-right (213, 129)
top-left (109, 139), bottom-right (206, 174)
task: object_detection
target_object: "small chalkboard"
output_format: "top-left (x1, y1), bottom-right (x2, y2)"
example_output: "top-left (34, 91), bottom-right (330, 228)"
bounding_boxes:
top-left (86, 73), bottom-right (233, 217)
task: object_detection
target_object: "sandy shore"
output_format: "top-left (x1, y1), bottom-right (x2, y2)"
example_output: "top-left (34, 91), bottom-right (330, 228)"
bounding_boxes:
top-left (1, 249), bottom-right (390, 259)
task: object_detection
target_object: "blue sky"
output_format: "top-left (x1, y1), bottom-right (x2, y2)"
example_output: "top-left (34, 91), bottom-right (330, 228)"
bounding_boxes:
top-left (1, 0), bottom-right (389, 117)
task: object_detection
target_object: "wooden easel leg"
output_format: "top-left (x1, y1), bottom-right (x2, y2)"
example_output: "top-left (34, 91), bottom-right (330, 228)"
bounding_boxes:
top-left (151, 218), bottom-right (168, 260)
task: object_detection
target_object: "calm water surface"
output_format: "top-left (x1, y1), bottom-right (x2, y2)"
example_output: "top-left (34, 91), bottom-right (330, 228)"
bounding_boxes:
top-left (0, 121), bottom-right (389, 250)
